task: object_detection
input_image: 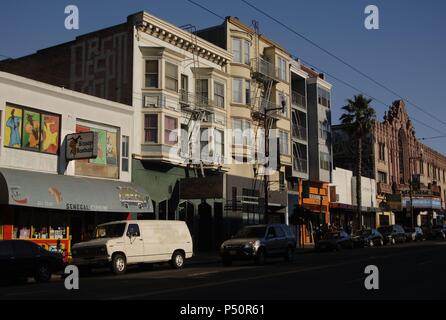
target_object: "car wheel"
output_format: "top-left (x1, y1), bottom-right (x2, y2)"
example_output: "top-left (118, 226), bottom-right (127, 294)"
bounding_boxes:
top-left (284, 246), bottom-right (294, 262)
top-left (34, 263), bottom-right (52, 283)
top-left (379, 239), bottom-right (384, 246)
top-left (111, 253), bottom-right (127, 275)
top-left (171, 251), bottom-right (185, 269)
top-left (369, 240), bottom-right (374, 247)
top-left (255, 248), bottom-right (266, 265)
top-left (391, 238), bottom-right (396, 245)
top-left (222, 257), bottom-right (232, 267)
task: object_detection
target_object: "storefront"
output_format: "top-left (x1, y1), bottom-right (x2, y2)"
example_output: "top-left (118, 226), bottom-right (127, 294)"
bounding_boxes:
top-left (0, 167), bottom-right (153, 260)
top-left (401, 196), bottom-right (442, 227)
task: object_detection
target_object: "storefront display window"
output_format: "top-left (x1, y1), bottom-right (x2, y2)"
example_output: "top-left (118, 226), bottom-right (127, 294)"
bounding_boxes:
top-left (12, 207), bottom-right (68, 240)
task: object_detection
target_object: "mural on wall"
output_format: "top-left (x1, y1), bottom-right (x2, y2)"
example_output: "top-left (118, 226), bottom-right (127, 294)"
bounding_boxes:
top-left (75, 121), bottom-right (119, 179)
top-left (4, 104), bottom-right (60, 154)
top-left (90, 128), bottom-right (107, 165)
top-left (22, 110), bottom-right (41, 150)
top-left (5, 106), bottom-right (22, 148)
top-left (41, 114), bottom-right (60, 154)
top-left (106, 131), bottom-right (118, 165)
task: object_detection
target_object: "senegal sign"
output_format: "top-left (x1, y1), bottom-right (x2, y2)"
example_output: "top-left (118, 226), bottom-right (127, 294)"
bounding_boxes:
top-left (66, 132), bottom-right (98, 160)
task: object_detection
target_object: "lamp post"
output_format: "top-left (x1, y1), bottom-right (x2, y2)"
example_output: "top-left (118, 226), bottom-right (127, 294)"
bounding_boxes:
top-left (408, 148), bottom-right (423, 228)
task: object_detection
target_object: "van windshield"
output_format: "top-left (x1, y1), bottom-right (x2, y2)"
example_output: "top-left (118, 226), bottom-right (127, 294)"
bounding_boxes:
top-left (95, 223), bottom-right (126, 239)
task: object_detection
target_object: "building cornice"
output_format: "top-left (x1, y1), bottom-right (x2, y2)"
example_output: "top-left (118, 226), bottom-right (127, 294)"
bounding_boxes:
top-left (133, 12), bottom-right (232, 67)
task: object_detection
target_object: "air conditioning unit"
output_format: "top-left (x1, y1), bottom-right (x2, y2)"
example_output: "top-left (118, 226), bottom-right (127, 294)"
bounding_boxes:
top-left (144, 96), bottom-right (159, 108)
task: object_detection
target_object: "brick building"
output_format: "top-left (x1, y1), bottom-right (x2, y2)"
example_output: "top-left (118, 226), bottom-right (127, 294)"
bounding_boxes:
top-left (333, 100), bottom-right (446, 227)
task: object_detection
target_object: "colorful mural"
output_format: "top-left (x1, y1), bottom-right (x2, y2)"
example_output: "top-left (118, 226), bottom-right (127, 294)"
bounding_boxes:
top-left (4, 105), bottom-right (22, 148)
top-left (41, 114), bottom-right (60, 154)
top-left (23, 110), bottom-right (41, 150)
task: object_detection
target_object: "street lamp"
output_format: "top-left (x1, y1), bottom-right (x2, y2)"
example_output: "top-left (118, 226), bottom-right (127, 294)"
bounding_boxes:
top-left (409, 147), bottom-right (423, 228)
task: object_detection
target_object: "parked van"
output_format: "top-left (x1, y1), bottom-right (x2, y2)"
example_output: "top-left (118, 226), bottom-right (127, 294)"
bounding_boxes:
top-left (72, 220), bottom-right (193, 275)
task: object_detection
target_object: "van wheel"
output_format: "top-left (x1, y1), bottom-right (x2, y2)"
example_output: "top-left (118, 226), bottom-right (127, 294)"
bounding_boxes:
top-left (111, 254), bottom-right (127, 275)
top-left (171, 251), bottom-right (185, 269)
top-left (379, 239), bottom-right (384, 246)
top-left (34, 263), bottom-right (52, 283)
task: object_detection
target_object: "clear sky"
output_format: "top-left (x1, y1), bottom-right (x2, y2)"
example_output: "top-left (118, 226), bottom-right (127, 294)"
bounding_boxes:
top-left (1, 0), bottom-right (445, 153)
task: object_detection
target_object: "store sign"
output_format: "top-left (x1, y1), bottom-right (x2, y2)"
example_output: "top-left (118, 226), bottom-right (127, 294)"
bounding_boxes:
top-left (66, 132), bottom-right (98, 160)
top-left (402, 197), bottom-right (442, 209)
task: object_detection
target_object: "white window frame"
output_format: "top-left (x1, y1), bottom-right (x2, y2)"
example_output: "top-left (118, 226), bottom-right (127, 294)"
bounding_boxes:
top-left (144, 59), bottom-right (159, 89)
top-left (232, 78), bottom-right (243, 104)
top-left (232, 38), bottom-right (242, 63)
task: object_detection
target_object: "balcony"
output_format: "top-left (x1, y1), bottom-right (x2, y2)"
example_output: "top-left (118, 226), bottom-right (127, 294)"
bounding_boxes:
top-left (251, 57), bottom-right (279, 82)
top-left (292, 124), bottom-right (307, 141)
top-left (377, 182), bottom-right (392, 194)
top-left (293, 158), bottom-right (308, 174)
top-left (292, 91), bottom-right (306, 110)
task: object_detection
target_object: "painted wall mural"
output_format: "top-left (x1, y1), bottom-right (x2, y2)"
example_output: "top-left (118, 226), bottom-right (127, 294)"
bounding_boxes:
top-left (74, 121), bottom-right (120, 179)
top-left (4, 104), bottom-right (60, 154)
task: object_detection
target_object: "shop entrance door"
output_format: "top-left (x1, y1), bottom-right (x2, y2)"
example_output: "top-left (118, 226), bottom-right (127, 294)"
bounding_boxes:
top-left (70, 215), bottom-right (83, 244)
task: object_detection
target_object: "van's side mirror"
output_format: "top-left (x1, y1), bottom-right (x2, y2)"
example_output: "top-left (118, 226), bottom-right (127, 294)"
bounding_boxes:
top-left (127, 232), bottom-right (138, 238)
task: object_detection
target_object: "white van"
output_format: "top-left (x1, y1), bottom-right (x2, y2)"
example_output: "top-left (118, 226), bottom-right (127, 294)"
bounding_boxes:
top-left (72, 220), bottom-right (193, 275)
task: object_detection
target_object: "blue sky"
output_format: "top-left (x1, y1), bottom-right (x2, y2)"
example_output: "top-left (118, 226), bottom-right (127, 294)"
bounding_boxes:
top-left (1, 0), bottom-right (445, 153)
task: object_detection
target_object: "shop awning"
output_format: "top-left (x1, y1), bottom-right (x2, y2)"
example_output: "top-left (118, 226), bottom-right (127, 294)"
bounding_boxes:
top-left (0, 168), bottom-right (153, 213)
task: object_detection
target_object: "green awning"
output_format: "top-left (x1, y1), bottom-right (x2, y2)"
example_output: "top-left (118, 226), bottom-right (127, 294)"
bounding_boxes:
top-left (0, 168), bottom-right (153, 213)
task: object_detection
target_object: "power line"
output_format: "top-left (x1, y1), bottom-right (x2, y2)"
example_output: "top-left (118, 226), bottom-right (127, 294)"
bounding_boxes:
top-left (184, 0), bottom-right (446, 138)
top-left (185, 0), bottom-right (225, 20)
top-left (239, 0), bottom-right (446, 129)
top-left (420, 135), bottom-right (446, 141)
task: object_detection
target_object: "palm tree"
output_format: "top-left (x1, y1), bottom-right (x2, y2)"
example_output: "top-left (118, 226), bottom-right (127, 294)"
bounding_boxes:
top-left (340, 94), bottom-right (376, 232)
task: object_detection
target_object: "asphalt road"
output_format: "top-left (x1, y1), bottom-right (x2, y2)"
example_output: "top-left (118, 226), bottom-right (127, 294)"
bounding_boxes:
top-left (1, 241), bottom-right (446, 300)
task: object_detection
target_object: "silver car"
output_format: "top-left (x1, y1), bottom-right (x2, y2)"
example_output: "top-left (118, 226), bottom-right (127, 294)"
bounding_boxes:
top-left (220, 224), bottom-right (297, 266)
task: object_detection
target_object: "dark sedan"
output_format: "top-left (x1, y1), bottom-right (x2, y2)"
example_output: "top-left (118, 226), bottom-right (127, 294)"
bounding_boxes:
top-left (0, 240), bottom-right (65, 283)
top-left (352, 228), bottom-right (384, 248)
top-left (315, 231), bottom-right (354, 252)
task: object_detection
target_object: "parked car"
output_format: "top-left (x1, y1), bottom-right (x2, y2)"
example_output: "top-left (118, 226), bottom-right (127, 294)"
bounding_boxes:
top-left (404, 227), bottom-right (424, 242)
top-left (220, 224), bottom-right (296, 266)
top-left (0, 240), bottom-right (64, 283)
top-left (352, 228), bottom-right (384, 248)
top-left (315, 230), bottom-right (354, 251)
top-left (425, 225), bottom-right (446, 240)
top-left (72, 220), bottom-right (193, 275)
top-left (378, 225), bottom-right (406, 245)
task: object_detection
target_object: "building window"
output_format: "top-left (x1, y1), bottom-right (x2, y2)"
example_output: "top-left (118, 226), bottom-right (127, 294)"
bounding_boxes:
top-left (180, 124), bottom-right (189, 157)
top-left (278, 92), bottom-right (289, 117)
top-left (145, 60), bottom-right (159, 88)
top-left (377, 171), bottom-right (387, 183)
top-left (165, 62), bottom-right (178, 92)
top-left (200, 128), bottom-right (210, 161)
top-left (122, 136), bottom-right (129, 172)
top-left (164, 116), bottom-right (177, 145)
top-left (420, 160), bottom-right (424, 175)
top-left (144, 114), bottom-right (158, 143)
top-left (214, 129), bottom-right (224, 162)
top-left (243, 40), bottom-right (250, 65)
top-left (196, 79), bottom-right (208, 105)
top-left (319, 121), bottom-right (330, 140)
top-left (318, 87), bottom-right (331, 108)
top-left (232, 38), bottom-right (242, 63)
top-left (279, 131), bottom-right (289, 155)
top-left (379, 143), bottom-right (385, 161)
top-left (245, 80), bottom-right (251, 105)
top-left (232, 78), bottom-right (243, 103)
top-left (213, 81), bottom-right (225, 108)
top-left (232, 118), bottom-right (252, 146)
top-left (320, 152), bottom-right (330, 171)
top-left (443, 170), bottom-right (445, 182)
top-left (277, 56), bottom-right (287, 81)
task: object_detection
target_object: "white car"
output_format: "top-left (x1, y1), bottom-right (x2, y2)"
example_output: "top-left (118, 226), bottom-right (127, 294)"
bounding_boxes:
top-left (72, 220), bottom-right (193, 275)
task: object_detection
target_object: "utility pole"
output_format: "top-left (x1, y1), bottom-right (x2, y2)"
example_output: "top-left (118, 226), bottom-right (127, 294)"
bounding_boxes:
top-left (264, 106), bottom-right (269, 224)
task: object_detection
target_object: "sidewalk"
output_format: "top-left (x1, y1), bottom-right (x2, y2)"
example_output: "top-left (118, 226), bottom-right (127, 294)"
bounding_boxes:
top-left (188, 245), bottom-right (316, 266)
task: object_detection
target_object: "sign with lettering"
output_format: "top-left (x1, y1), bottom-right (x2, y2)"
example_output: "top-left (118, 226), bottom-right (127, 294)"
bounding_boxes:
top-left (66, 132), bottom-right (98, 160)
